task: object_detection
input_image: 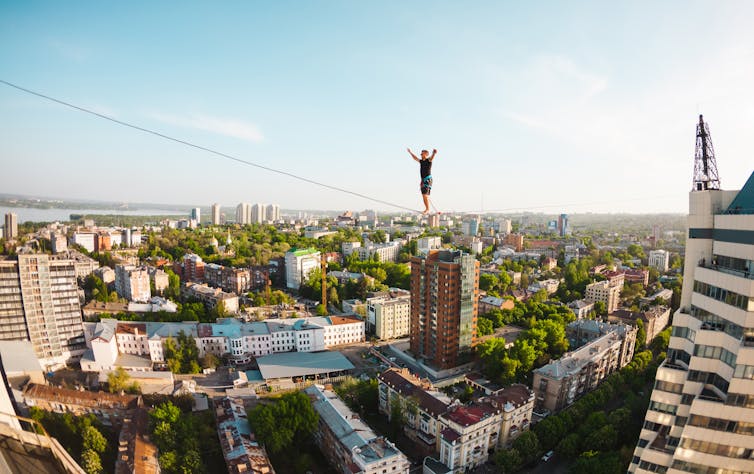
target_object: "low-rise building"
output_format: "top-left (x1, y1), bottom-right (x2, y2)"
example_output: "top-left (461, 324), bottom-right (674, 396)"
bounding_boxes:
top-left (367, 289), bottom-right (411, 340)
top-left (417, 236), bottom-right (442, 255)
top-left (22, 383), bottom-right (142, 426)
top-left (623, 268), bottom-right (649, 286)
top-left (639, 288), bottom-right (673, 305)
top-left (532, 323), bottom-right (637, 413)
top-left (527, 278), bottom-right (560, 295)
top-left (306, 384), bottom-right (411, 474)
top-left (608, 305), bottom-right (671, 342)
top-left (114, 409), bottom-right (159, 474)
top-left (184, 282), bottom-right (239, 313)
top-left (567, 299), bottom-right (594, 319)
top-left (478, 296), bottom-right (514, 314)
top-left (82, 316), bottom-right (365, 370)
top-left (216, 397), bottom-right (275, 474)
top-left (378, 368), bottom-right (534, 472)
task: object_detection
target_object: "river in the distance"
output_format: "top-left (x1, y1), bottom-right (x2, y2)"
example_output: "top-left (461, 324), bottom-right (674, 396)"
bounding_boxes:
top-left (0, 206), bottom-right (187, 223)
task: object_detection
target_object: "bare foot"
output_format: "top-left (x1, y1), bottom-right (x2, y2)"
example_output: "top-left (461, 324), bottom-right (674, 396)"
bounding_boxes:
top-left (422, 209), bottom-right (429, 215)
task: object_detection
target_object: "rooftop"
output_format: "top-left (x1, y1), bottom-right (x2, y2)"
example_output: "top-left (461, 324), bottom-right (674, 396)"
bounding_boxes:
top-left (305, 385), bottom-right (406, 467)
top-left (23, 384), bottom-right (141, 410)
top-left (724, 171), bottom-right (754, 214)
top-left (256, 351), bottom-right (354, 380)
top-left (0, 341), bottom-right (43, 375)
top-left (534, 331), bottom-right (624, 380)
top-left (377, 369), bottom-right (451, 417)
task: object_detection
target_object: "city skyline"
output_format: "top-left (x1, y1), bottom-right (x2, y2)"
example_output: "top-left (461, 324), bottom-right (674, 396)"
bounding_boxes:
top-left (2, 2), bottom-right (754, 214)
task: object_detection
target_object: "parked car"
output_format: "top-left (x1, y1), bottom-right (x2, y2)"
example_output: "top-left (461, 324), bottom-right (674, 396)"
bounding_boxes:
top-left (541, 450), bottom-right (554, 462)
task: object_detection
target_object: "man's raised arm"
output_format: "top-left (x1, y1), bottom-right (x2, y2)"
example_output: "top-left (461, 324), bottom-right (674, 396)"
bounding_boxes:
top-left (407, 148), bottom-right (420, 162)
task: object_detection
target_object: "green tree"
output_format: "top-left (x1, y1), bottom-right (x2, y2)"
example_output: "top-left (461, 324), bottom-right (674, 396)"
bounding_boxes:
top-left (81, 426), bottom-right (107, 454)
top-left (80, 449), bottom-right (102, 474)
top-left (494, 448), bottom-right (522, 473)
top-left (512, 431), bottom-right (541, 465)
top-left (479, 273), bottom-right (499, 292)
top-left (107, 367), bottom-right (140, 394)
top-left (557, 433), bottom-right (582, 458)
top-left (165, 268), bottom-right (181, 300)
top-left (477, 317), bottom-right (494, 337)
top-left (249, 391), bottom-right (319, 454)
top-left (635, 319), bottom-right (646, 350)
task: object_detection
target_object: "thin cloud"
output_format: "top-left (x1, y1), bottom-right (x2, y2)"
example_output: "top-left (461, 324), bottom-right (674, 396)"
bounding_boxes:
top-left (150, 112), bottom-right (264, 142)
top-left (48, 40), bottom-right (90, 62)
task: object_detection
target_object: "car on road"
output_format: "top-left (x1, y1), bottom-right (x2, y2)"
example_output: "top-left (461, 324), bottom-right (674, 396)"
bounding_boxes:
top-left (541, 450), bottom-right (554, 462)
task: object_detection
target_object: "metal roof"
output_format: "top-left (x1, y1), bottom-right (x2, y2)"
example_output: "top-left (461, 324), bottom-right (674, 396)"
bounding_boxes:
top-left (256, 351), bottom-right (354, 380)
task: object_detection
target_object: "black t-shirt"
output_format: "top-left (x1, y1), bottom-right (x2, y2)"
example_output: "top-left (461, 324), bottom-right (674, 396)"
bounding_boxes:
top-left (420, 159), bottom-right (432, 178)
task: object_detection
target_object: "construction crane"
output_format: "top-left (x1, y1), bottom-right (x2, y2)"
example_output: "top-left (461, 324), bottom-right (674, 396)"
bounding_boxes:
top-left (321, 253), bottom-right (328, 313)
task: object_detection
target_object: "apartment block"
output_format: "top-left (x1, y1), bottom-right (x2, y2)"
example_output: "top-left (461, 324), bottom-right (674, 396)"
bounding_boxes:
top-left (305, 384), bottom-right (411, 474)
top-left (184, 282), bottom-right (239, 313)
top-left (533, 322), bottom-right (637, 413)
top-left (585, 280), bottom-right (622, 313)
top-left (410, 250), bottom-right (480, 370)
top-left (285, 248), bottom-right (320, 289)
top-left (205, 263), bottom-right (250, 294)
top-left (377, 368), bottom-right (534, 473)
top-left (0, 254), bottom-right (86, 369)
top-left (609, 305), bottom-right (671, 342)
top-left (114, 265), bottom-right (151, 302)
top-left (236, 203), bottom-right (251, 225)
top-left (3, 213), bottom-right (18, 240)
top-left (216, 397), bottom-right (275, 474)
top-left (648, 249), bottom-right (670, 272)
top-left (367, 289), bottom-right (411, 340)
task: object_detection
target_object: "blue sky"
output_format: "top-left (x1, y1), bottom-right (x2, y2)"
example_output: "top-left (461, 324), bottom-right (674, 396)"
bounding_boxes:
top-left (2, 1), bottom-right (754, 214)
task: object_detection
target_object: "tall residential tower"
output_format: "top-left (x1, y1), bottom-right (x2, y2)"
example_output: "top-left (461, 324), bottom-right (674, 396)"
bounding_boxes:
top-left (410, 250), bottom-right (479, 370)
top-left (630, 116), bottom-right (754, 473)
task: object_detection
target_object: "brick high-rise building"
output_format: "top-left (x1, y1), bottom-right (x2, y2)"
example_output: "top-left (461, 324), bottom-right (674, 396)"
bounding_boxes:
top-left (410, 250), bottom-right (479, 370)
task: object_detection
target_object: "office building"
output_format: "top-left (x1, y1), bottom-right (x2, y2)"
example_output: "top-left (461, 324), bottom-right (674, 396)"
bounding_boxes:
top-left (648, 249), bottom-right (670, 272)
top-left (3, 213), bottom-right (18, 240)
top-left (0, 254), bottom-right (86, 369)
top-left (285, 248), bottom-right (320, 289)
top-left (190, 207), bottom-right (201, 223)
top-left (235, 202), bottom-right (251, 225)
top-left (630, 117), bottom-right (754, 474)
top-left (211, 203), bottom-right (221, 225)
top-left (410, 250), bottom-right (480, 370)
top-left (557, 213), bottom-right (568, 237)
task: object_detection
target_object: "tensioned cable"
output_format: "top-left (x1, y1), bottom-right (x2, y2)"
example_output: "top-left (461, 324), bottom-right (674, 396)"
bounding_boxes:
top-left (0, 79), bottom-right (687, 216)
top-left (0, 79), bottom-right (422, 213)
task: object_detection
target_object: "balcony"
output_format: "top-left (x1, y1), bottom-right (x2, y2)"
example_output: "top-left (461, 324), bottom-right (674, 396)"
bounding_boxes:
top-left (699, 258), bottom-right (754, 280)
